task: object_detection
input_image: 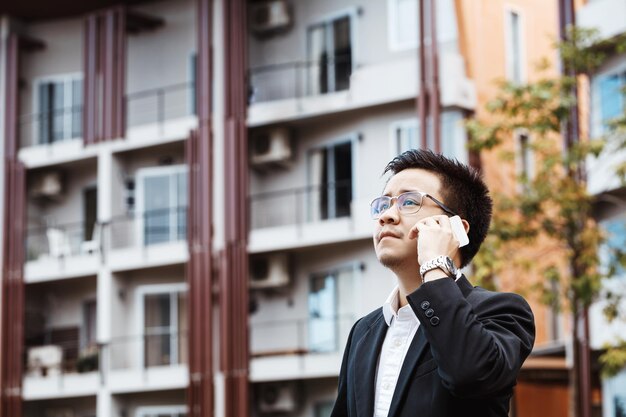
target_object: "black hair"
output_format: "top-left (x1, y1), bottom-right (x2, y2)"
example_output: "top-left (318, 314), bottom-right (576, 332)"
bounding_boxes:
top-left (383, 149), bottom-right (492, 268)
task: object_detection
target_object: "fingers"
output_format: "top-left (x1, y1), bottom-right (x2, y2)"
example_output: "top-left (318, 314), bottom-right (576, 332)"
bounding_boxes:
top-left (408, 215), bottom-right (451, 239)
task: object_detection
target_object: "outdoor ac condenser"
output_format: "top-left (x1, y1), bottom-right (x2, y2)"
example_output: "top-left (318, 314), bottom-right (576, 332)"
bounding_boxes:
top-left (250, 127), bottom-right (293, 169)
top-left (258, 381), bottom-right (298, 414)
top-left (249, 253), bottom-right (290, 289)
top-left (250, 0), bottom-right (291, 35)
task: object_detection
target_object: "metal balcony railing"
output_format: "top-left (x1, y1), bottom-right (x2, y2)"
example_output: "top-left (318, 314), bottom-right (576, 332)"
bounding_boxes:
top-left (248, 54), bottom-right (353, 103)
top-left (19, 105), bottom-right (83, 149)
top-left (25, 221), bottom-right (99, 261)
top-left (249, 181), bottom-right (353, 229)
top-left (24, 340), bottom-right (100, 379)
top-left (109, 206), bottom-right (187, 249)
top-left (250, 315), bottom-right (356, 358)
top-left (125, 82), bottom-right (195, 129)
top-left (103, 330), bottom-right (188, 371)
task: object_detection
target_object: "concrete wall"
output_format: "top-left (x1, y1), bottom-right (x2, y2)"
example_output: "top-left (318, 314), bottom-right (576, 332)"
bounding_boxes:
top-left (27, 158), bottom-right (98, 230)
top-left (249, 240), bottom-right (395, 355)
top-left (248, 0), bottom-right (459, 69)
top-left (25, 276), bottom-right (97, 335)
top-left (19, 16), bottom-right (83, 120)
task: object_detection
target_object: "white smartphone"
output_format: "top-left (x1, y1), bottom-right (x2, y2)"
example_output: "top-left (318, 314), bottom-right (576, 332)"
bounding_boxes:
top-left (450, 215), bottom-right (470, 247)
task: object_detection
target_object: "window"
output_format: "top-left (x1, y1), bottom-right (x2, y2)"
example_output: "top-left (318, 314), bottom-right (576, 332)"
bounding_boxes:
top-left (82, 300), bottom-right (97, 350)
top-left (136, 165), bottom-right (188, 246)
top-left (136, 405), bottom-right (187, 417)
top-left (387, 0), bottom-right (459, 51)
top-left (598, 72), bottom-right (626, 132)
top-left (83, 187), bottom-right (98, 242)
top-left (308, 141), bottom-right (353, 221)
top-left (616, 395), bottom-right (626, 417)
top-left (35, 75), bottom-right (82, 144)
top-left (307, 13), bottom-right (353, 94)
top-left (505, 10), bottom-right (524, 84)
top-left (392, 112), bottom-right (468, 163)
top-left (308, 266), bottom-right (355, 353)
top-left (516, 132), bottom-right (534, 184)
top-left (601, 214), bottom-right (626, 279)
top-left (138, 284), bottom-right (187, 367)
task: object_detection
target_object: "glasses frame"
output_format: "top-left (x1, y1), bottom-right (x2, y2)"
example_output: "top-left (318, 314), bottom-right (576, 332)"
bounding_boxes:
top-left (369, 191), bottom-right (458, 219)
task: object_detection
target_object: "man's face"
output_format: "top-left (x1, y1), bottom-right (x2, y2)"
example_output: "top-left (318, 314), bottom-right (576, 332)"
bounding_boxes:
top-left (373, 168), bottom-right (446, 269)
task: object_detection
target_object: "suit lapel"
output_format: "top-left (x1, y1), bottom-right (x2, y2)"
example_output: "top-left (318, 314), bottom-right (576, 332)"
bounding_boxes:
top-left (353, 314), bottom-right (388, 417)
top-left (386, 276), bottom-right (474, 417)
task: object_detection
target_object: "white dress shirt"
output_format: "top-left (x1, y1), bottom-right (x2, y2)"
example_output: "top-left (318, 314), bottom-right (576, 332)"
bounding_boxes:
top-left (373, 286), bottom-right (420, 417)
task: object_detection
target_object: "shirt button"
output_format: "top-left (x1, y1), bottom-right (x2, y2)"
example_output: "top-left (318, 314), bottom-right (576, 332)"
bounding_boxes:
top-left (383, 383), bottom-right (390, 390)
top-left (394, 338), bottom-right (403, 347)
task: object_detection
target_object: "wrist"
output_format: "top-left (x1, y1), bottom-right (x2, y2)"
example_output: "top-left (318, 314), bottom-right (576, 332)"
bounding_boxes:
top-left (422, 269), bottom-right (449, 282)
top-left (419, 255), bottom-right (458, 279)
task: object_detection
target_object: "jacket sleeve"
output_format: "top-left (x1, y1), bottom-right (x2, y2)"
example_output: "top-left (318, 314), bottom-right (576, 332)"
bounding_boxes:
top-left (407, 277), bottom-right (535, 398)
top-left (330, 318), bottom-right (361, 417)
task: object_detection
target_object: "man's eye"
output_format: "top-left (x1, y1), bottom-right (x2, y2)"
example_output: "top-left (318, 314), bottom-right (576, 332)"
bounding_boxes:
top-left (378, 203), bottom-right (390, 211)
top-left (402, 198), bottom-right (419, 206)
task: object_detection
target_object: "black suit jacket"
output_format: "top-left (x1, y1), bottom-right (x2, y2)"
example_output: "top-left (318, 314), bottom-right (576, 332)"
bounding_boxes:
top-left (331, 275), bottom-right (535, 417)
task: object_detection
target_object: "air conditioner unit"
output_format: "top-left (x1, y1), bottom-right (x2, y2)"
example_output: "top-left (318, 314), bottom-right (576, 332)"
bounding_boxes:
top-left (250, 0), bottom-right (292, 35)
top-left (258, 381), bottom-right (297, 414)
top-left (30, 171), bottom-right (64, 199)
top-left (250, 127), bottom-right (293, 168)
top-left (249, 253), bottom-right (290, 289)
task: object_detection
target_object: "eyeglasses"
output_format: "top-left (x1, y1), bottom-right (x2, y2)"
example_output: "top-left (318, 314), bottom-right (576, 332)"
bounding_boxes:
top-left (369, 191), bottom-right (457, 219)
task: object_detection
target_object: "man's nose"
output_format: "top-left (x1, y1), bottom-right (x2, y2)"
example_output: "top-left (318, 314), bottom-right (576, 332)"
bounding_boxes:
top-left (378, 203), bottom-right (400, 225)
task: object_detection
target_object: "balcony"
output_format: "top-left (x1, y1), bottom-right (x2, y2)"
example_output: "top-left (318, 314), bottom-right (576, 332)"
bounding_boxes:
top-left (18, 106), bottom-right (91, 168)
top-left (577, 0), bottom-right (626, 41)
top-left (248, 182), bottom-right (372, 253)
top-left (108, 206), bottom-right (188, 271)
top-left (249, 315), bottom-right (355, 382)
top-left (25, 221), bottom-right (100, 283)
top-left (18, 82), bottom-right (196, 168)
top-left (125, 82), bottom-right (197, 146)
top-left (103, 331), bottom-right (188, 393)
top-left (23, 337), bottom-right (99, 400)
top-left (247, 53), bottom-right (475, 127)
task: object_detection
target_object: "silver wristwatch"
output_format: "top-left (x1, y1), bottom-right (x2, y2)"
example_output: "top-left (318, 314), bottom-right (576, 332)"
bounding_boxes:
top-left (419, 255), bottom-right (458, 278)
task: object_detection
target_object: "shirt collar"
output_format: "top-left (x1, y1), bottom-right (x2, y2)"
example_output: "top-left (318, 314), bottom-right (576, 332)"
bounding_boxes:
top-left (382, 286), bottom-right (400, 326)
top-left (382, 286), bottom-right (419, 326)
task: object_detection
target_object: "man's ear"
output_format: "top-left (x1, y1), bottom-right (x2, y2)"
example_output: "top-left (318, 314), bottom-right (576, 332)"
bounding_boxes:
top-left (462, 219), bottom-right (470, 234)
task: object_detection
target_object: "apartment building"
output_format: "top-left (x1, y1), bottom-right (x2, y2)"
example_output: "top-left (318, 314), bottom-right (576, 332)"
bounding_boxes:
top-left (578, 1), bottom-right (626, 416)
top-left (2, 1), bottom-right (198, 417)
top-left (1, 0), bottom-right (611, 417)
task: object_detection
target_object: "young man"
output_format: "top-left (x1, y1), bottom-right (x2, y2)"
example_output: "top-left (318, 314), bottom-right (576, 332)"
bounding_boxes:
top-left (331, 150), bottom-right (535, 417)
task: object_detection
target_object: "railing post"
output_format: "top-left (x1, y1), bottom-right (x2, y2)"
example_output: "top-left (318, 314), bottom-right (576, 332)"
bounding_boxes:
top-left (158, 89), bottom-right (165, 134)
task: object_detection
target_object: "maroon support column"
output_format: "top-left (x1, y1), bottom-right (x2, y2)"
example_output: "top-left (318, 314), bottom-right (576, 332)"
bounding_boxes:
top-left (83, 6), bottom-right (127, 145)
top-left (1, 32), bottom-right (27, 417)
top-left (186, 1), bottom-right (215, 416)
top-left (221, 0), bottom-right (250, 416)
top-left (416, 0), bottom-right (441, 151)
